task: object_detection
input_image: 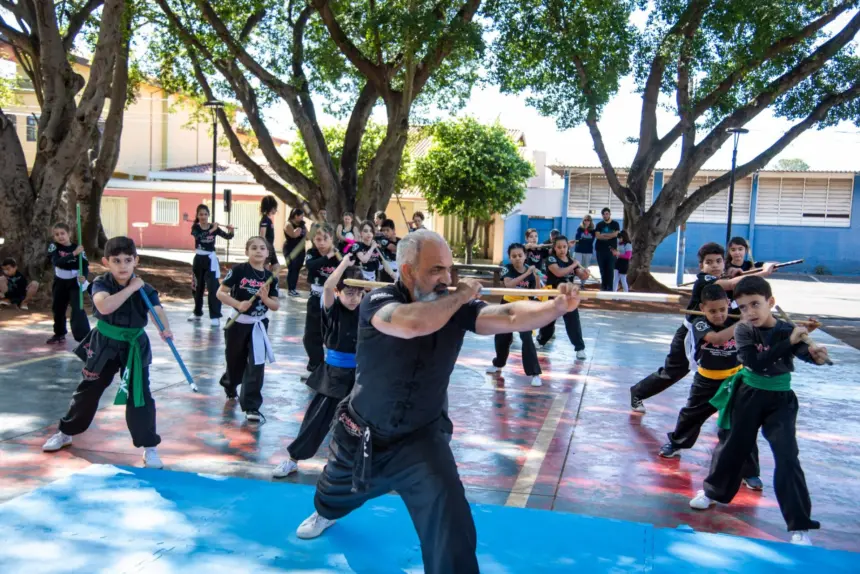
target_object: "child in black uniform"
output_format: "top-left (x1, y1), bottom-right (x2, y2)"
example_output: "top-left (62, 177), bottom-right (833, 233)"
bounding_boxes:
top-left (658, 284), bottom-right (763, 489)
top-left (0, 258), bottom-right (39, 310)
top-left (487, 243), bottom-right (544, 386)
top-left (42, 237), bottom-right (170, 469)
top-left (259, 195), bottom-right (281, 276)
top-left (189, 204), bottom-right (234, 327)
top-left (302, 224), bottom-right (341, 381)
top-left (46, 222), bottom-right (91, 344)
top-left (349, 221), bottom-right (383, 281)
top-left (630, 242), bottom-right (775, 413)
top-left (690, 276), bottom-right (828, 546)
top-left (524, 228), bottom-right (549, 272)
top-left (538, 235), bottom-right (589, 361)
top-left (217, 237), bottom-right (281, 422)
top-left (273, 255), bottom-right (365, 478)
top-left (378, 219), bottom-right (399, 282)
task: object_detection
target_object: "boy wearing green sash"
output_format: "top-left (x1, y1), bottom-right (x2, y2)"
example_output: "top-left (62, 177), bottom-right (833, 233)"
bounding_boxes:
top-left (42, 237), bottom-right (172, 469)
top-left (690, 276), bottom-right (829, 546)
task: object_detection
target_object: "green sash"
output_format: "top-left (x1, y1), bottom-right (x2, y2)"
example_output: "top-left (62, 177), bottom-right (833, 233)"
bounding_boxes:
top-left (709, 368), bottom-right (791, 430)
top-left (96, 320), bottom-right (145, 407)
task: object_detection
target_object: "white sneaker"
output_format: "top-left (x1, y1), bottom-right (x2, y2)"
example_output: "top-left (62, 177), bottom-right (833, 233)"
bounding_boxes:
top-left (210, 318), bottom-right (220, 327)
top-left (42, 431), bottom-right (72, 452)
top-left (530, 376), bottom-right (542, 387)
top-left (486, 365), bottom-right (501, 374)
top-left (296, 511), bottom-right (336, 539)
top-left (0, 300), bottom-right (9, 307)
top-left (19, 303), bottom-right (29, 310)
top-left (272, 459), bottom-right (298, 478)
top-left (790, 531), bottom-right (812, 546)
top-left (143, 447), bottom-right (164, 469)
top-left (187, 315), bottom-right (201, 322)
top-left (576, 350), bottom-right (587, 361)
top-left (689, 490), bottom-right (715, 510)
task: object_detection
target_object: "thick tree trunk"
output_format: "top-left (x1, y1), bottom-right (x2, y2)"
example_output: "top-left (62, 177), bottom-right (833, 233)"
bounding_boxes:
top-left (462, 217), bottom-right (474, 264)
top-left (355, 103), bottom-right (410, 219)
top-left (627, 214), bottom-right (675, 293)
top-left (0, 113), bottom-right (38, 276)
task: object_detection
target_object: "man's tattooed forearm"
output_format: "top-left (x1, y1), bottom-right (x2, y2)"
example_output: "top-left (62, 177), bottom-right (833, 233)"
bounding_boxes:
top-left (377, 303), bottom-right (401, 323)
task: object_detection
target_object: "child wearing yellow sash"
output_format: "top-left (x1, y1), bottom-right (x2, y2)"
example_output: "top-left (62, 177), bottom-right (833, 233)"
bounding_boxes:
top-left (658, 284), bottom-right (762, 489)
top-left (42, 237), bottom-right (172, 469)
top-left (690, 276), bottom-right (829, 546)
top-left (486, 243), bottom-right (543, 387)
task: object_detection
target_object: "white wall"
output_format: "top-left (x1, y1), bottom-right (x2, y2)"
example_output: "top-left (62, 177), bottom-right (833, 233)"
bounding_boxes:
top-left (513, 187), bottom-right (563, 217)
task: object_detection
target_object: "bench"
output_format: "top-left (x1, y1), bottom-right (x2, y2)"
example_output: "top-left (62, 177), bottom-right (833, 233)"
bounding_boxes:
top-left (451, 263), bottom-right (505, 287)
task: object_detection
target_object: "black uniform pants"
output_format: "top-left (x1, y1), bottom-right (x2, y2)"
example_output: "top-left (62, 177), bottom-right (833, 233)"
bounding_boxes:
top-left (667, 373), bottom-right (760, 477)
top-left (191, 254), bottom-right (222, 318)
top-left (303, 296), bottom-right (324, 371)
top-left (221, 321), bottom-right (267, 412)
top-left (537, 309), bottom-right (584, 351)
top-left (704, 384), bottom-right (819, 532)
top-left (596, 248), bottom-right (616, 291)
top-left (493, 331), bottom-right (541, 376)
top-left (287, 392), bottom-right (339, 461)
top-left (52, 277), bottom-right (90, 341)
top-left (631, 324), bottom-right (690, 400)
top-left (285, 249), bottom-right (305, 291)
top-left (58, 360), bottom-right (160, 447)
top-left (314, 418), bottom-right (478, 574)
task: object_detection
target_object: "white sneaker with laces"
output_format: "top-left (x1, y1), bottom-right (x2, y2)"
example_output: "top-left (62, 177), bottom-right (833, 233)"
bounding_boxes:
top-left (143, 447), bottom-right (164, 469)
top-left (576, 350), bottom-right (587, 361)
top-left (272, 459), bottom-right (298, 478)
top-left (530, 376), bottom-right (542, 387)
top-left (42, 431), bottom-right (72, 452)
top-left (187, 315), bottom-right (201, 322)
top-left (689, 490), bottom-right (715, 510)
top-left (790, 531), bottom-right (812, 546)
top-left (297, 511), bottom-right (336, 539)
top-left (486, 365), bottom-right (501, 374)
top-left (210, 318), bottom-right (220, 327)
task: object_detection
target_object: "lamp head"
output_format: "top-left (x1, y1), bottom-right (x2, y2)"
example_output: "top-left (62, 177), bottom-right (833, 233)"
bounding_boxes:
top-left (726, 127), bottom-right (749, 135)
top-left (203, 100), bottom-right (225, 109)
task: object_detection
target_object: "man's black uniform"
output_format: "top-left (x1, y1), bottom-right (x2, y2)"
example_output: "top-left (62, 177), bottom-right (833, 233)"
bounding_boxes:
top-left (48, 241), bottom-right (91, 341)
top-left (311, 282), bottom-right (486, 573)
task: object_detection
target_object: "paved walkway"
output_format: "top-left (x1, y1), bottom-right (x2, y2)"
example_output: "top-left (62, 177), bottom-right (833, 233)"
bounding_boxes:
top-left (0, 296), bottom-right (858, 555)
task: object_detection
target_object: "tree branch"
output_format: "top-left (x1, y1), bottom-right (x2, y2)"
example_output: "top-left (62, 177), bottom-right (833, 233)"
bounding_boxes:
top-left (412, 0), bottom-right (481, 95)
top-left (62, 0), bottom-right (104, 52)
top-left (0, 13), bottom-right (32, 48)
top-left (341, 82), bottom-right (378, 206)
top-left (238, 7), bottom-right (265, 42)
top-left (674, 80), bottom-right (860, 226)
top-left (311, 0), bottom-right (388, 93)
top-left (92, 22), bottom-right (130, 189)
top-left (676, 3), bottom-right (707, 164)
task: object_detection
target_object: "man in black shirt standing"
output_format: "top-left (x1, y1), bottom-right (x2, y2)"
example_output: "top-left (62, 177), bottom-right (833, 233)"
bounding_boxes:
top-left (295, 230), bottom-right (581, 574)
top-left (594, 207), bottom-right (621, 291)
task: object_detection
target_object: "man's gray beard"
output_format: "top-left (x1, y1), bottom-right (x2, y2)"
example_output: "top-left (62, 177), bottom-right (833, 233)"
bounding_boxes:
top-left (413, 287), bottom-right (448, 303)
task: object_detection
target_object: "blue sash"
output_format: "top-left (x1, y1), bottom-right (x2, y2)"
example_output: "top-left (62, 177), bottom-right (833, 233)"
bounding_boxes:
top-left (326, 348), bottom-right (356, 369)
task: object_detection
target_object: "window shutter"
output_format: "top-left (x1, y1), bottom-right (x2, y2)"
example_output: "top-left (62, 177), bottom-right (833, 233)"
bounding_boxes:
top-left (567, 175), bottom-right (592, 216)
top-left (755, 178), bottom-right (781, 225)
top-left (153, 198), bottom-right (180, 225)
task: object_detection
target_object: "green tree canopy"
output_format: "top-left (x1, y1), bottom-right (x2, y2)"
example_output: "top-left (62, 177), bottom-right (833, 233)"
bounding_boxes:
top-left (773, 158), bottom-right (810, 171)
top-left (414, 117), bottom-right (533, 262)
top-left (489, 0), bottom-right (860, 287)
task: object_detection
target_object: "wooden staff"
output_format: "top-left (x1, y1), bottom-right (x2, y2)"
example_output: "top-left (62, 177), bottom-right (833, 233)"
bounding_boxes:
top-left (678, 259), bottom-right (804, 287)
top-left (775, 305), bottom-right (833, 366)
top-left (680, 309), bottom-right (817, 327)
top-left (343, 279), bottom-right (682, 303)
top-left (76, 203), bottom-right (84, 308)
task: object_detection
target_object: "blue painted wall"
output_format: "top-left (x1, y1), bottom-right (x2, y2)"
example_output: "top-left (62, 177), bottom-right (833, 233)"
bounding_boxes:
top-left (501, 214), bottom-right (527, 262)
top-left (505, 174), bottom-right (860, 275)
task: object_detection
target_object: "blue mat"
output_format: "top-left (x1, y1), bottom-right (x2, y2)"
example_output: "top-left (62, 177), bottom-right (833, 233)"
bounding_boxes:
top-left (0, 465), bottom-right (856, 573)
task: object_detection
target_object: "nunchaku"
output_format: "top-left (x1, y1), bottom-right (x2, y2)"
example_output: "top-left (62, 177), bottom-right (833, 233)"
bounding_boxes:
top-left (76, 204), bottom-right (84, 308)
top-left (139, 288), bottom-right (199, 392)
top-left (680, 309), bottom-right (819, 328)
top-left (343, 279), bottom-right (682, 304)
top-left (775, 305), bottom-right (834, 366)
top-left (678, 259), bottom-right (804, 287)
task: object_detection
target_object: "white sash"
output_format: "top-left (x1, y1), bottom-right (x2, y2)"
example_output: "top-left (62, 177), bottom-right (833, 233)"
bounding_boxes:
top-left (361, 270), bottom-right (376, 282)
top-left (310, 283), bottom-right (324, 296)
top-left (232, 313), bottom-right (275, 366)
top-left (54, 267), bottom-right (79, 280)
top-left (195, 249), bottom-right (221, 279)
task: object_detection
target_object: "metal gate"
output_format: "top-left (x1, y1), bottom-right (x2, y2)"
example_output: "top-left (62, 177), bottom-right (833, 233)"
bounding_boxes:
top-left (100, 196), bottom-right (128, 239)
top-left (206, 200), bottom-right (261, 253)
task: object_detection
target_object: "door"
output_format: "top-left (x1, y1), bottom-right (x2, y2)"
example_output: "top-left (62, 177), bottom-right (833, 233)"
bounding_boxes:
top-left (527, 217), bottom-right (554, 243)
top-left (208, 200), bottom-right (260, 253)
top-left (100, 196), bottom-right (128, 239)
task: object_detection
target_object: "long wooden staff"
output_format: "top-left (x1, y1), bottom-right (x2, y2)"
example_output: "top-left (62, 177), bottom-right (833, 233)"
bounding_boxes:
top-left (775, 305), bottom-right (833, 366)
top-left (679, 259), bottom-right (804, 287)
top-left (343, 279), bottom-right (682, 303)
top-left (76, 203), bottom-right (84, 308)
top-left (680, 309), bottom-right (817, 327)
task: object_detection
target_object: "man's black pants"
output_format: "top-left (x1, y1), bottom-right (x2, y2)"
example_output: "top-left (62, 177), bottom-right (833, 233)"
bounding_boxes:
top-left (595, 249), bottom-right (616, 291)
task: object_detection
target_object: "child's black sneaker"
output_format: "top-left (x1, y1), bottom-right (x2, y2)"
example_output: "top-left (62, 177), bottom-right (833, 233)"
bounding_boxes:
top-left (46, 334), bottom-right (65, 344)
top-left (659, 443), bottom-right (680, 458)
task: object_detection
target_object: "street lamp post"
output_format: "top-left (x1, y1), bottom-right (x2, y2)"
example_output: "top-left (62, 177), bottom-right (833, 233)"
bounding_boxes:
top-left (203, 100), bottom-right (225, 222)
top-left (725, 127), bottom-right (749, 246)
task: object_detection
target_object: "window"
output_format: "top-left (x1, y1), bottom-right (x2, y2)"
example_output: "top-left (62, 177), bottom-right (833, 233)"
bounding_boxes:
top-left (756, 177), bottom-right (852, 227)
top-left (152, 198), bottom-right (180, 225)
top-left (683, 175), bottom-right (751, 224)
top-left (26, 115), bottom-right (37, 142)
top-left (567, 173), bottom-right (653, 217)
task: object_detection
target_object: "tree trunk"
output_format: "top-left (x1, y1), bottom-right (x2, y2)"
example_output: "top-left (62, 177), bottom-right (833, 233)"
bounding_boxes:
top-left (355, 103), bottom-right (410, 219)
top-left (627, 216), bottom-right (675, 293)
top-left (0, 113), bottom-right (37, 275)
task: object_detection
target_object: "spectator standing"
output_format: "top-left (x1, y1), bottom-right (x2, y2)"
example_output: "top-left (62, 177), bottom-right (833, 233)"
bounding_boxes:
top-left (594, 207), bottom-right (620, 291)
